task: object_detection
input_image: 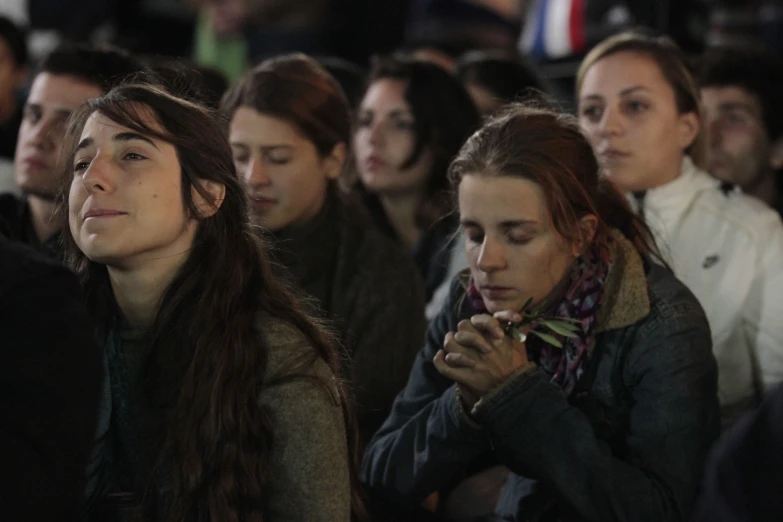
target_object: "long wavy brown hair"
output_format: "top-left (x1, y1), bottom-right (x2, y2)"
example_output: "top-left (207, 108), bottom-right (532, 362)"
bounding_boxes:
top-left (57, 83), bottom-right (363, 521)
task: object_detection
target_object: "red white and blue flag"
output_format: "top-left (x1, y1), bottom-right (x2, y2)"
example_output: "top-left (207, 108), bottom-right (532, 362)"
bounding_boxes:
top-left (520, 0), bottom-right (588, 60)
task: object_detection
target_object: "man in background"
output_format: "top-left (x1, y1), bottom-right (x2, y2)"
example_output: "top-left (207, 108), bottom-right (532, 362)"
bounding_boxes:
top-left (0, 44), bottom-right (140, 255)
top-left (696, 45), bottom-right (783, 213)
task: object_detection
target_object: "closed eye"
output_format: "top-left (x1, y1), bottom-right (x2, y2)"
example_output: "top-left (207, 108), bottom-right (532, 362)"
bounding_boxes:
top-left (508, 236), bottom-right (531, 245)
top-left (265, 152), bottom-right (292, 165)
top-left (463, 228), bottom-right (484, 244)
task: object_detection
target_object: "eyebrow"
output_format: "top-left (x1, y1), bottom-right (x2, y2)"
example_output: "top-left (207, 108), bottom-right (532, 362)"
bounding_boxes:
top-left (619, 86), bottom-right (651, 96)
top-left (580, 85), bottom-right (651, 103)
top-left (114, 132), bottom-right (158, 149)
top-left (24, 102), bottom-right (73, 119)
top-left (461, 219), bottom-right (539, 228)
top-left (359, 108), bottom-right (413, 119)
top-left (75, 131), bottom-right (159, 154)
top-left (260, 144), bottom-right (294, 152)
top-left (387, 109), bottom-right (413, 119)
top-left (717, 102), bottom-right (757, 115)
top-left (229, 142), bottom-right (293, 149)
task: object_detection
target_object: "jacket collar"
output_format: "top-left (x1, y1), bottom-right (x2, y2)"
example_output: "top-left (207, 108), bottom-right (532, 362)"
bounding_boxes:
top-left (596, 230), bottom-right (650, 333)
top-left (638, 156), bottom-right (718, 212)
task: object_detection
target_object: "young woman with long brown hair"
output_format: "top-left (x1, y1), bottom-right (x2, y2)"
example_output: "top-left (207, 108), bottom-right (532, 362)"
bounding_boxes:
top-left (60, 83), bottom-right (360, 521)
top-left (363, 103), bottom-right (719, 522)
top-left (221, 54), bottom-right (427, 447)
top-left (352, 55), bottom-right (481, 310)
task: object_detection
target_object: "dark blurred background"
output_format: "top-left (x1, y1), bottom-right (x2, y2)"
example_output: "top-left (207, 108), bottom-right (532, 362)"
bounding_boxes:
top-left (1, 0), bottom-right (781, 99)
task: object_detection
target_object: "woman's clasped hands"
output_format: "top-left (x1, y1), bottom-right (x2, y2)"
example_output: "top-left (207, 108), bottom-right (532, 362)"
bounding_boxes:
top-left (434, 311), bottom-right (531, 410)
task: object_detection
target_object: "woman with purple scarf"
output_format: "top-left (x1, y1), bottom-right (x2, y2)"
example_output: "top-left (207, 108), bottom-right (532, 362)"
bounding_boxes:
top-left (362, 103), bottom-right (720, 522)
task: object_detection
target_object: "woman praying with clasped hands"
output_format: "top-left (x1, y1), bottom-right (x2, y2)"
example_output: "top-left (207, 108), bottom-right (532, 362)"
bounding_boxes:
top-left (362, 103), bottom-right (720, 522)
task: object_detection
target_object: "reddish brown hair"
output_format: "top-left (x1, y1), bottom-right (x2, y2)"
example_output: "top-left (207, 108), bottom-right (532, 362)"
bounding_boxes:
top-left (449, 103), bottom-right (663, 261)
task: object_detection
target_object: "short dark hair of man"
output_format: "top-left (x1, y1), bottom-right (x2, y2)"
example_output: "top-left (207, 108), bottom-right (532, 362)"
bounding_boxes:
top-left (0, 15), bottom-right (27, 68)
top-left (696, 45), bottom-right (783, 142)
top-left (39, 43), bottom-right (143, 93)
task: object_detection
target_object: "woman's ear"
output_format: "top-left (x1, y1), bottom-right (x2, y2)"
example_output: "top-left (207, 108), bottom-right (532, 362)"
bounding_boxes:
top-left (323, 142), bottom-right (347, 180)
top-left (192, 180), bottom-right (226, 218)
top-left (571, 214), bottom-right (598, 257)
top-left (678, 111), bottom-right (701, 151)
top-left (13, 66), bottom-right (28, 90)
top-left (770, 135), bottom-right (783, 170)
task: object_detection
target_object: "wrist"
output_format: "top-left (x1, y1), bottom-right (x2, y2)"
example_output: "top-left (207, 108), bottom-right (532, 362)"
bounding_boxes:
top-left (458, 385), bottom-right (478, 409)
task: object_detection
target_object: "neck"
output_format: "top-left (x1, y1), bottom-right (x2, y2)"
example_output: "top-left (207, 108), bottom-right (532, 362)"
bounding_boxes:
top-left (642, 155), bottom-right (685, 191)
top-left (28, 195), bottom-right (59, 243)
top-left (108, 253), bottom-right (190, 329)
top-left (746, 170), bottom-right (779, 207)
top-left (538, 259), bottom-right (578, 313)
top-left (379, 190), bottom-right (423, 249)
top-left (0, 93), bottom-right (16, 124)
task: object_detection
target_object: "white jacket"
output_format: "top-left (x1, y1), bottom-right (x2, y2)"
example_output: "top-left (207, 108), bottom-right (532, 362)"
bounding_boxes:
top-left (630, 157), bottom-right (783, 421)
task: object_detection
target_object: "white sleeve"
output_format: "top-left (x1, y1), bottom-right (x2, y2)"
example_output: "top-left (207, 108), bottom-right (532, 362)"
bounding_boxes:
top-left (425, 235), bottom-right (468, 320)
top-left (746, 214), bottom-right (783, 393)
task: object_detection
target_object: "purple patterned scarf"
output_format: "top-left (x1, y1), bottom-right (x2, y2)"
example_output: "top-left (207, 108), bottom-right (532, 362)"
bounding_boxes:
top-left (467, 239), bottom-right (613, 396)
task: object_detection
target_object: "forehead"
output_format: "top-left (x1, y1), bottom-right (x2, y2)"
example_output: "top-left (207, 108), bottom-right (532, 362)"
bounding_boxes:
top-left (361, 78), bottom-right (410, 111)
top-left (458, 174), bottom-right (547, 221)
top-left (228, 106), bottom-right (305, 144)
top-left (580, 51), bottom-right (672, 97)
top-left (0, 37), bottom-right (15, 62)
top-left (79, 108), bottom-right (166, 144)
top-left (28, 72), bottom-right (102, 110)
top-left (701, 86), bottom-right (762, 114)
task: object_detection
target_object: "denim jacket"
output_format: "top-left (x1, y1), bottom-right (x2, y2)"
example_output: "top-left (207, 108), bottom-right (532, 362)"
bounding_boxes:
top-left (362, 235), bottom-right (720, 522)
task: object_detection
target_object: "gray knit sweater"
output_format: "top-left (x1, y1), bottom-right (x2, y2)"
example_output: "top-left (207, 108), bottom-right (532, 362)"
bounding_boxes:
top-left (84, 317), bottom-right (351, 521)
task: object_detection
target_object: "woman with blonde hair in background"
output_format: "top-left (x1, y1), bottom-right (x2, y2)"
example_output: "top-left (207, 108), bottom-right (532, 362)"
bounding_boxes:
top-left (577, 30), bottom-right (783, 427)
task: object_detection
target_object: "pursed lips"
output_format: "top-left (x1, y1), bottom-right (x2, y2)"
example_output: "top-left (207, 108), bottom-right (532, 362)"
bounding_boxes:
top-left (82, 208), bottom-right (127, 220)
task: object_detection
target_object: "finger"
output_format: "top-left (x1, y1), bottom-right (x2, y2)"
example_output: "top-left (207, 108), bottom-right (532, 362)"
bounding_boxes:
top-left (445, 334), bottom-right (485, 360)
top-left (493, 310), bottom-right (523, 324)
top-left (444, 351), bottom-right (476, 368)
top-left (457, 318), bottom-right (480, 334)
top-left (433, 349), bottom-right (448, 374)
top-left (434, 349), bottom-right (458, 374)
top-left (433, 350), bottom-right (473, 383)
top-left (470, 314), bottom-right (504, 340)
top-left (450, 330), bottom-right (494, 354)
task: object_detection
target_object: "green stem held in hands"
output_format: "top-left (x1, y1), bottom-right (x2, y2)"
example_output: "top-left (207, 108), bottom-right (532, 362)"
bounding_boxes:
top-left (501, 296), bottom-right (582, 349)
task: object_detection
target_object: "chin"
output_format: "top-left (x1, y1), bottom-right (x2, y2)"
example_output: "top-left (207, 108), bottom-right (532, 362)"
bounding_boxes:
top-left (81, 248), bottom-right (126, 266)
top-left (481, 298), bottom-right (522, 315)
top-left (707, 166), bottom-right (734, 184)
top-left (16, 178), bottom-right (58, 200)
top-left (359, 177), bottom-right (382, 194)
top-left (255, 213), bottom-right (286, 233)
top-left (483, 302), bottom-right (503, 314)
top-left (359, 173), bottom-right (395, 194)
top-left (76, 235), bottom-right (125, 265)
top-left (609, 172), bottom-right (647, 193)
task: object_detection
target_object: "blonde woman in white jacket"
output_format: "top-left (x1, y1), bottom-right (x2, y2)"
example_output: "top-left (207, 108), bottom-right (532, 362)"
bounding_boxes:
top-left (577, 30), bottom-right (783, 427)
